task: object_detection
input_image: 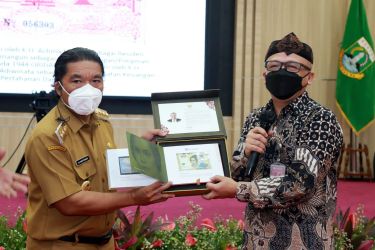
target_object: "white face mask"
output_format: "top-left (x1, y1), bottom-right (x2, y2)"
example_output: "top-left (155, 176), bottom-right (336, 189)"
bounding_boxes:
top-left (58, 81), bottom-right (102, 115)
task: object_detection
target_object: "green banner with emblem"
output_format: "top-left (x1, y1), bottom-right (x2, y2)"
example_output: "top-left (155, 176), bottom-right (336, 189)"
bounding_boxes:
top-left (336, 0), bottom-right (375, 134)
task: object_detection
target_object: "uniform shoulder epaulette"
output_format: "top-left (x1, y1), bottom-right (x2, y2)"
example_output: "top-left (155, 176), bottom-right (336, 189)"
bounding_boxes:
top-left (94, 108), bottom-right (110, 121)
top-left (54, 121), bottom-right (68, 145)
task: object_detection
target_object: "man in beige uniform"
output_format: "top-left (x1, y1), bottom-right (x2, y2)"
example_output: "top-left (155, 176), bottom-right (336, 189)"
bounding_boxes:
top-left (25, 47), bottom-right (173, 250)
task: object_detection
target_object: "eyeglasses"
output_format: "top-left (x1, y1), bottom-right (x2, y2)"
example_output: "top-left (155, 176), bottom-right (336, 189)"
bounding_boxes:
top-left (265, 60), bottom-right (311, 73)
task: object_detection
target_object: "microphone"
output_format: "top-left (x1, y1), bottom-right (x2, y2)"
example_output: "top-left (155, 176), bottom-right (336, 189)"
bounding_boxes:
top-left (245, 109), bottom-right (276, 177)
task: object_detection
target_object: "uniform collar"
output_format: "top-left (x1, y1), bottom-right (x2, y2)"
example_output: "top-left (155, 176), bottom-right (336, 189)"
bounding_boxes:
top-left (57, 100), bottom-right (95, 133)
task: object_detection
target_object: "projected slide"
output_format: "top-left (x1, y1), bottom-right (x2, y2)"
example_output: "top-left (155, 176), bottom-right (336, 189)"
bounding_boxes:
top-left (0, 0), bottom-right (206, 97)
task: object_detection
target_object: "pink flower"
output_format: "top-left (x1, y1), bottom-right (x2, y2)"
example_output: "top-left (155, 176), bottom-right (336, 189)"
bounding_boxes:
top-left (161, 222), bottom-right (175, 231)
top-left (225, 244), bottom-right (238, 250)
top-left (185, 233), bottom-right (197, 246)
top-left (22, 218), bottom-right (27, 233)
top-left (237, 219), bottom-right (244, 230)
top-left (121, 236), bottom-right (138, 249)
top-left (357, 240), bottom-right (374, 250)
top-left (0, 246), bottom-right (5, 250)
top-left (201, 218), bottom-right (216, 231)
top-left (151, 239), bottom-right (163, 248)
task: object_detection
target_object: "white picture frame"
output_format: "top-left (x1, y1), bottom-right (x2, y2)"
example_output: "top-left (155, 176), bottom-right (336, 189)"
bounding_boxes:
top-left (162, 142), bottom-right (224, 185)
top-left (151, 90), bottom-right (227, 142)
top-left (158, 101), bottom-right (220, 134)
top-left (105, 148), bottom-right (157, 189)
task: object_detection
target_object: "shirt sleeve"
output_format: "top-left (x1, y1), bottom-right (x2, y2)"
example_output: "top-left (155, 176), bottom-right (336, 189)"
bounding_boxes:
top-left (25, 133), bottom-right (82, 206)
top-left (234, 109), bottom-right (344, 209)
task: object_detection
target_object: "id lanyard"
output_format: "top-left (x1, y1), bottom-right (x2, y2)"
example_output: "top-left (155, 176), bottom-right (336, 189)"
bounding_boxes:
top-left (269, 127), bottom-right (286, 178)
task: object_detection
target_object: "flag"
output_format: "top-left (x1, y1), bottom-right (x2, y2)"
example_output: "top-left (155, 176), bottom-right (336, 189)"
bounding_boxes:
top-left (336, 0), bottom-right (375, 134)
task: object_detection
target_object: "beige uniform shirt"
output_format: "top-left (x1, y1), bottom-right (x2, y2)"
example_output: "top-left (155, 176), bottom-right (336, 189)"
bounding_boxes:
top-left (25, 100), bottom-right (117, 249)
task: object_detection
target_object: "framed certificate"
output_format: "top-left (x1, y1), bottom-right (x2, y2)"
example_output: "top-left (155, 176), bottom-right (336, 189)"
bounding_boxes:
top-left (151, 89), bottom-right (226, 141)
top-left (105, 148), bottom-right (158, 189)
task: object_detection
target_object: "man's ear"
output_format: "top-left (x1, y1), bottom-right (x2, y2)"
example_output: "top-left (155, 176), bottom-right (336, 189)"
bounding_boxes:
top-left (262, 70), bottom-right (267, 78)
top-left (54, 82), bottom-right (62, 96)
top-left (307, 72), bottom-right (315, 85)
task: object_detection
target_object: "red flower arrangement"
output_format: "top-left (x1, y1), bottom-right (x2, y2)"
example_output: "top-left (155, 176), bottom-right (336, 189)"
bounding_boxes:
top-left (201, 218), bottom-right (216, 231)
top-left (185, 233), bottom-right (198, 247)
top-left (334, 204), bottom-right (375, 250)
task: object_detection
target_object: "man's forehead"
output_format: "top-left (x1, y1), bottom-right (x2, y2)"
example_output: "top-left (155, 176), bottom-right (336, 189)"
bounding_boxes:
top-left (65, 61), bottom-right (102, 75)
top-left (267, 52), bottom-right (312, 66)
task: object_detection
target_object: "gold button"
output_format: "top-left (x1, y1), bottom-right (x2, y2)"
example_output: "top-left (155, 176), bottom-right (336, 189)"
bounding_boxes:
top-left (81, 181), bottom-right (91, 191)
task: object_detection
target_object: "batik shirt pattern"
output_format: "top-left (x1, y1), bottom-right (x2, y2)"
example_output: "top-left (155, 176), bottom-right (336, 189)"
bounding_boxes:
top-left (231, 92), bottom-right (343, 250)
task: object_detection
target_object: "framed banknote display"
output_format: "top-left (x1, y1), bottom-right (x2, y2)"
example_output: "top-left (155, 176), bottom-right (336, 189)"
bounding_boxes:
top-left (106, 90), bottom-right (230, 195)
top-left (125, 132), bottom-right (230, 196)
top-left (151, 89), bottom-right (230, 195)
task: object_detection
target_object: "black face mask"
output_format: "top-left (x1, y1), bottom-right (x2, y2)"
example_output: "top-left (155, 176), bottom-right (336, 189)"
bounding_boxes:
top-left (265, 69), bottom-right (303, 100)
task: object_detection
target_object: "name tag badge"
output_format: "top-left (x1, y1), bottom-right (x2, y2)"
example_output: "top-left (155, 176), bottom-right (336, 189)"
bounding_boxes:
top-left (270, 162), bottom-right (286, 178)
top-left (76, 156), bottom-right (90, 166)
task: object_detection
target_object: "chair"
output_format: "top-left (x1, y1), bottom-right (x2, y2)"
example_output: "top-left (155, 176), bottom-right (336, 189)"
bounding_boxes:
top-left (340, 143), bottom-right (372, 180)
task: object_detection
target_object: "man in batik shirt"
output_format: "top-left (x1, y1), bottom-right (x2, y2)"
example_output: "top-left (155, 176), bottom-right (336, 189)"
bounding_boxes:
top-left (203, 33), bottom-right (344, 250)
